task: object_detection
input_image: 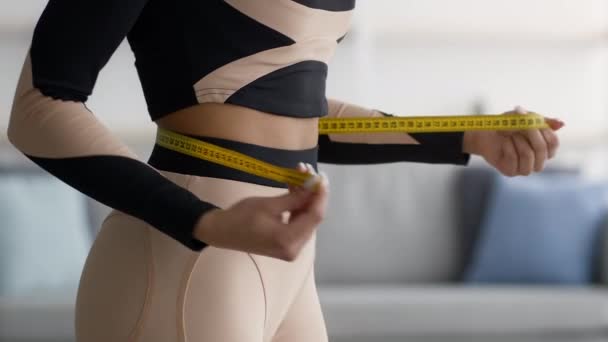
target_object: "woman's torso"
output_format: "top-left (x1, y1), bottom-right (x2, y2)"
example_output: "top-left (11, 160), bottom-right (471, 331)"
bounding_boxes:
top-left (127, 0), bottom-right (355, 149)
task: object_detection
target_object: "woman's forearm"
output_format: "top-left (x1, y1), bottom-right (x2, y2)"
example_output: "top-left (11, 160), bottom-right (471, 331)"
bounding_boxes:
top-left (325, 98), bottom-right (420, 145)
top-left (318, 98), bottom-right (470, 165)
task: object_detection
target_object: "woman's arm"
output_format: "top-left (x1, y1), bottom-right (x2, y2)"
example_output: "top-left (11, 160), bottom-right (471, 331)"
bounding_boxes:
top-left (317, 98), bottom-right (470, 165)
top-left (8, 0), bottom-right (217, 251)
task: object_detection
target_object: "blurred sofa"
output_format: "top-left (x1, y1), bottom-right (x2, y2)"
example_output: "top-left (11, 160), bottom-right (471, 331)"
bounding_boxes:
top-left (316, 163), bottom-right (608, 342)
top-left (1, 144), bottom-right (607, 342)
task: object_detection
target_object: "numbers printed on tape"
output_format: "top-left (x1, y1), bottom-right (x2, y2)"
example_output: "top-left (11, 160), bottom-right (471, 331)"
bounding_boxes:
top-left (157, 129), bottom-right (313, 186)
top-left (318, 114), bottom-right (548, 134)
top-left (157, 114), bottom-right (549, 186)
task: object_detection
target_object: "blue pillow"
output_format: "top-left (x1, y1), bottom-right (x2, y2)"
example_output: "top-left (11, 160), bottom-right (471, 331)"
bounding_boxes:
top-left (465, 174), bottom-right (608, 284)
top-left (0, 174), bottom-right (91, 296)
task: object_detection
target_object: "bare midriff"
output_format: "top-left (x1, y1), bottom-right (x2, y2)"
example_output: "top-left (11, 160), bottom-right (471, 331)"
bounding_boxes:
top-left (156, 103), bottom-right (319, 151)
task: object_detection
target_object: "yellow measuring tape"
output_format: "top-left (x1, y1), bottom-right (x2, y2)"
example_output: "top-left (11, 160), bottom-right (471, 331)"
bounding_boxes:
top-left (157, 128), bottom-right (312, 186)
top-left (319, 113), bottom-right (547, 134)
top-left (157, 114), bottom-right (548, 187)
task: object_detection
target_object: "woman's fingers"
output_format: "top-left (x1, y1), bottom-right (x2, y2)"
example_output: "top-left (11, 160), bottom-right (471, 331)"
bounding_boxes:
top-left (522, 128), bottom-right (548, 172)
top-left (289, 174), bottom-right (329, 231)
top-left (508, 106), bottom-right (535, 175)
top-left (266, 187), bottom-right (314, 215)
top-left (540, 117), bottom-right (562, 159)
top-left (510, 106), bottom-right (559, 172)
top-left (289, 162), bottom-right (308, 192)
top-left (512, 133), bottom-right (535, 175)
top-left (501, 105), bottom-right (528, 115)
top-left (500, 137), bottom-right (519, 177)
top-left (545, 117), bottom-right (565, 131)
top-left (289, 162), bottom-right (313, 193)
top-left (219, 166), bottom-right (328, 262)
top-left (514, 105), bottom-right (528, 115)
top-left (511, 106), bottom-right (564, 131)
top-left (275, 174), bottom-right (329, 260)
top-left (541, 128), bottom-right (560, 159)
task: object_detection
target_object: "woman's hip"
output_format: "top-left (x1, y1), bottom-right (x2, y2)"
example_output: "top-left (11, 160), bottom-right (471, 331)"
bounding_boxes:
top-left (75, 136), bottom-right (319, 341)
top-left (76, 194), bottom-right (317, 342)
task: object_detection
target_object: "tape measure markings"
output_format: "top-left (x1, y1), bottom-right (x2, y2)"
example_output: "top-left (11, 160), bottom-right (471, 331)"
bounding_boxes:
top-left (319, 114), bottom-right (548, 134)
top-left (157, 129), bottom-right (312, 186)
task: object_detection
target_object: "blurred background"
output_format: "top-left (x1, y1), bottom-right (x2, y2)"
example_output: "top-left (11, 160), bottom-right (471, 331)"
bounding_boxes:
top-left (2, 1), bottom-right (608, 342)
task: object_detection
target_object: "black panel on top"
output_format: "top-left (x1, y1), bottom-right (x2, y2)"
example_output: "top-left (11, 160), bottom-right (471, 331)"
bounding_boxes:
top-left (291, 0), bottom-right (355, 11)
top-left (226, 61), bottom-right (329, 118)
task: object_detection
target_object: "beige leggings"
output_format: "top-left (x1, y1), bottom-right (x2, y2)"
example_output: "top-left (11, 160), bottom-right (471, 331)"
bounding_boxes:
top-left (75, 170), bottom-right (327, 342)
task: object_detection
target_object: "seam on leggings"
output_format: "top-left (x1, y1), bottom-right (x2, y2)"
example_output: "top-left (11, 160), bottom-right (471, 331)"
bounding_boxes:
top-left (128, 224), bottom-right (155, 342)
top-left (177, 253), bottom-right (199, 342)
top-left (285, 235), bottom-right (317, 312)
top-left (177, 174), bottom-right (200, 342)
top-left (248, 253), bottom-right (268, 333)
top-left (288, 260), bottom-right (315, 314)
top-left (268, 254), bottom-right (316, 341)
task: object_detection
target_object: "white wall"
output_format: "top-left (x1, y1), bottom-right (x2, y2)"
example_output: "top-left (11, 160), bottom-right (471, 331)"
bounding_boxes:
top-left (3, 0), bottom-right (606, 36)
top-left (333, 0), bottom-right (608, 140)
top-left (331, 38), bottom-right (608, 139)
top-left (355, 0), bottom-right (608, 39)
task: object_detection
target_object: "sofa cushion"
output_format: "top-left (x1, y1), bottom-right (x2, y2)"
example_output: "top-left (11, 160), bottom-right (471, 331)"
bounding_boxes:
top-left (318, 285), bottom-right (608, 337)
top-left (456, 167), bottom-right (583, 280)
top-left (465, 174), bottom-right (608, 284)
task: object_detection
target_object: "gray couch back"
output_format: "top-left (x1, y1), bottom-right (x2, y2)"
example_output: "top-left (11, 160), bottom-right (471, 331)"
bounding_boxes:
top-left (315, 163), bottom-right (469, 284)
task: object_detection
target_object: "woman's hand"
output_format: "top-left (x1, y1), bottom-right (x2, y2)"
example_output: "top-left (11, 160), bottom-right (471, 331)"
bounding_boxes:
top-left (193, 163), bottom-right (329, 261)
top-left (463, 106), bottom-right (565, 177)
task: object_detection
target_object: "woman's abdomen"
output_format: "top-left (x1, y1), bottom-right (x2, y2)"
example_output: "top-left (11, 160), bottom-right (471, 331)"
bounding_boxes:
top-left (155, 102), bottom-right (319, 151)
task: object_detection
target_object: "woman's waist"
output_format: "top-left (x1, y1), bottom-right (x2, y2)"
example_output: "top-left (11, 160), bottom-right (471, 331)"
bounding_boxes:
top-left (155, 103), bottom-right (319, 151)
top-left (148, 129), bottom-right (318, 189)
